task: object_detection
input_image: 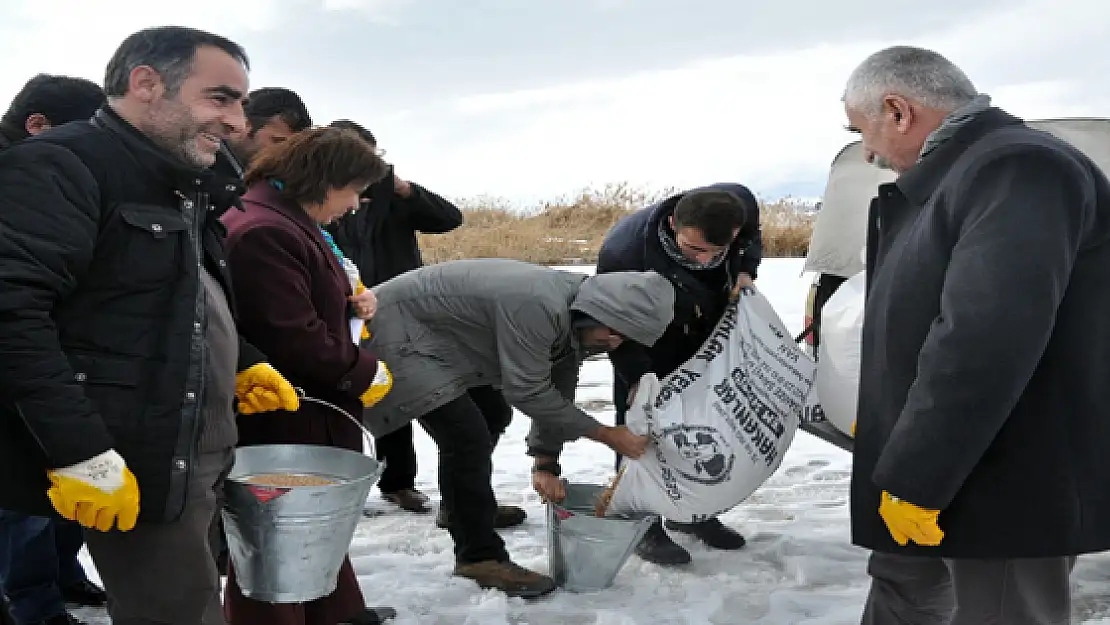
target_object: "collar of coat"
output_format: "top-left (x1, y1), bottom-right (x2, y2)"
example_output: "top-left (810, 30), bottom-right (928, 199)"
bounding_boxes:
top-left (894, 107), bottom-right (1024, 206)
top-left (93, 106), bottom-right (242, 213)
top-left (240, 181), bottom-right (352, 292)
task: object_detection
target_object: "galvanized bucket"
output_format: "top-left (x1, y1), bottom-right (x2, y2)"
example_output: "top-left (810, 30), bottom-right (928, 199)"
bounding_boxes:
top-left (221, 393), bottom-right (385, 603)
top-left (547, 481), bottom-right (657, 592)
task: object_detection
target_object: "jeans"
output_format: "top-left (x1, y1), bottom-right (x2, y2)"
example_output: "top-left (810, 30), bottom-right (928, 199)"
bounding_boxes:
top-left (0, 511), bottom-right (88, 624)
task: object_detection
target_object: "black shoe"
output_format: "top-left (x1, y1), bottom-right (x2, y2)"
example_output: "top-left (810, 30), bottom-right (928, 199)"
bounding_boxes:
top-left (340, 606), bottom-right (397, 624)
top-left (1, 596), bottom-right (13, 625)
top-left (61, 579), bottom-right (107, 607)
top-left (41, 613), bottom-right (88, 625)
top-left (634, 519), bottom-right (691, 565)
top-left (666, 518), bottom-right (746, 550)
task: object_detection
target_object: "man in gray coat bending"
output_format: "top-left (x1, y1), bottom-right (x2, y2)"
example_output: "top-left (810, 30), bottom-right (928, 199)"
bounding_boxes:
top-left (364, 258), bottom-right (675, 598)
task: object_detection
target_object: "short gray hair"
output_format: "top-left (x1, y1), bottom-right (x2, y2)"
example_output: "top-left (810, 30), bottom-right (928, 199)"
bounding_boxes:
top-left (843, 46), bottom-right (978, 117)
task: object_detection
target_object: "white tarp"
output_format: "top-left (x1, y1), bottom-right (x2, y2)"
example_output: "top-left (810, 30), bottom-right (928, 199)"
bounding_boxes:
top-left (604, 289), bottom-right (818, 522)
top-left (815, 271), bottom-right (865, 437)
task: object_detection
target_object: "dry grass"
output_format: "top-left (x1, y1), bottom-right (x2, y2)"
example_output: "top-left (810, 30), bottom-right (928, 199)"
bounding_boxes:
top-left (418, 183), bottom-right (816, 266)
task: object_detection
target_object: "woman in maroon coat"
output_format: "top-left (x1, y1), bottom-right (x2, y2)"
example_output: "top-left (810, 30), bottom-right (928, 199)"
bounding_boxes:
top-left (220, 127), bottom-right (394, 625)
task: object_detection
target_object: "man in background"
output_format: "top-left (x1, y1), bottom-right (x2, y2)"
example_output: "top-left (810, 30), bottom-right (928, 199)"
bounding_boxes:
top-left (0, 72), bottom-right (107, 625)
top-left (211, 86), bottom-right (312, 184)
top-left (587, 184), bottom-right (760, 566)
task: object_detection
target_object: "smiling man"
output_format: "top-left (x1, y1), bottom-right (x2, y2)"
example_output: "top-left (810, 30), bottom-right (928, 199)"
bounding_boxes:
top-left (0, 26), bottom-right (300, 625)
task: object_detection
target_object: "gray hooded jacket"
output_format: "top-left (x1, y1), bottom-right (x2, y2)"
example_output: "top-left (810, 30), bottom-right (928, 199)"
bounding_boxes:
top-left (362, 259), bottom-right (675, 447)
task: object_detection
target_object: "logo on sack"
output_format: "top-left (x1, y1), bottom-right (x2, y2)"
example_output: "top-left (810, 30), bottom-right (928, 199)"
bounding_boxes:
top-left (663, 425), bottom-right (736, 485)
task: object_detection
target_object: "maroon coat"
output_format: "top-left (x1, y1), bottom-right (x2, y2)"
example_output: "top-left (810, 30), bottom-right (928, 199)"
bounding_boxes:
top-left (221, 182), bottom-right (380, 624)
top-left (221, 181), bottom-right (380, 453)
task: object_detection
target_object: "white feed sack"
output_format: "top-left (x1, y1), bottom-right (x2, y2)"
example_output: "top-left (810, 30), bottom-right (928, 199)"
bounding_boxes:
top-left (603, 289), bottom-right (818, 522)
top-left (815, 270), bottom-right (865, 438)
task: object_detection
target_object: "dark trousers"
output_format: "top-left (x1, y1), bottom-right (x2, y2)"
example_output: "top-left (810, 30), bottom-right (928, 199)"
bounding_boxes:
top-left (378, 386), bottom-right (512, 495)
top-left (417, 387), bottom-right (513, 564)
top-left (84, 447), bottom-right (233, 625)
top-left (861, 551), bottom-right (1076, 625)
top-left (0, 511), bottom-right (88, 624)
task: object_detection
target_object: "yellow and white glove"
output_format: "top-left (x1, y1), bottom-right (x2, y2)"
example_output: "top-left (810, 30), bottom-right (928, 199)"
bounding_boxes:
top-left (878, 490), bottom-right (944, 547)
top-left (47, 449), bottom-right (140, 532)
top-left (236, 363), bottom-right (301, 415)
top-left (360, 361), bottom-right (392, 408)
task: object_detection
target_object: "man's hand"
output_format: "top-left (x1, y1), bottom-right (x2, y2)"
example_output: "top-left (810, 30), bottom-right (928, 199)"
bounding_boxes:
top-left (626, 382), bottom-right (640, 406)
top-left (592, 425), bottom-right (650, 459)
top-left (46, 449), bottom-right (140, 532)
top-left (878, 491), bottom-right (944, 547)
top-left (235, 363), bottom-right (300, 415)
top-left (349, 287), bottom-right (377, 320)
top-left (532, 470), bottom-right (566, 503)
top-left (393, 173), bottom-right (412, 198)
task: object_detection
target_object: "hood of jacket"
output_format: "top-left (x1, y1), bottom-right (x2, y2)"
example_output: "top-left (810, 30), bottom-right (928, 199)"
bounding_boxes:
top-left (571, 270), bottom-right (675, 346)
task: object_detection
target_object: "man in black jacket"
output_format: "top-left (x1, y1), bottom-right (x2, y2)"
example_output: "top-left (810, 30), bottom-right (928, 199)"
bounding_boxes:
top-left (563, 184), bottom-right (760, 565)
top-left (845, 46), bottom-right (1110, 624)
top-left (0, 73), bottom-right (108, 625)
top-left (324, 121), bottom-right (526, 525)
top-left (0, 26), bottom-right (300, 625)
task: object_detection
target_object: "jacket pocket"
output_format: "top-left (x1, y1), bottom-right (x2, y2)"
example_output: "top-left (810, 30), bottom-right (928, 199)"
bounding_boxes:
top-left (68, 353), bottom-right (143, 430)
top-left (110, 205), bottom-right (188, 286)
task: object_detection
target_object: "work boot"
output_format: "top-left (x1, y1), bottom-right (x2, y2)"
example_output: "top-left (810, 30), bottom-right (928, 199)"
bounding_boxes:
top-left (340, 606), bottom-right (397, 624)
top-left (436, 505), bottom-right (527, 530)
top-left (61, 579), bottom-right (107, 607)
top-left (453, 560), bottom-right (557, 599)
top-left (666, 518), bottom-right (746, 550)
top-left (382, 488), bottom-right (431, 513)
top-left (635, 519), bottom-right (691, 565)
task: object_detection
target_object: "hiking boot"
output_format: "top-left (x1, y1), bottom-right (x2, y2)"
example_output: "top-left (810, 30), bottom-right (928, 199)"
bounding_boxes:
top-left (340, 606), bottom-right (397, 624)
top-left (635, 519), bottom-right (691, 566)
top-left (453, 560), bottom-right (557, 599)
top-left (436, 505), bottom-right (527, 530)
top-left (62, 579), bottom-right (106, 607)
top-left (666, 518), bottom-right (746, 550)
top-left (382, 488), bottom-right (431, 513)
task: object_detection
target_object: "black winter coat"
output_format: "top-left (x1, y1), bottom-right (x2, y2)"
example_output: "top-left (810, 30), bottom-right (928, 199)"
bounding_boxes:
top-left (853, 108), bottom-right (1110, 557)
top-left (0, 107), bottom-right (265, 522)
top-left (596, 183), bottom-right (762, 415)
top-left (326, 169), bottom-right (462, 288)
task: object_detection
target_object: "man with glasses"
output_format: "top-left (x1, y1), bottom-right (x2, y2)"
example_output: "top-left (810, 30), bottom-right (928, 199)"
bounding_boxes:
top-left (580, 184), bottom-right (761, 565)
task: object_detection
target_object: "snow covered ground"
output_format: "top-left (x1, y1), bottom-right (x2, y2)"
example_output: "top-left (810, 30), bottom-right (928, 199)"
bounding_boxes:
top-left (74, 258), bottom-right (1110, 624)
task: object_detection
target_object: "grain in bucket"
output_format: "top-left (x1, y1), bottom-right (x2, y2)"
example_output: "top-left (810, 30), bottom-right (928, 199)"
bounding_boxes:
top-left (221, 394), bottom-right (385, 603)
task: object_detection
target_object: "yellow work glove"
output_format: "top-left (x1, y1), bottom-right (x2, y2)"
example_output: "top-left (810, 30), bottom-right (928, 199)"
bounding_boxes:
top-left (235, 363), bottom-right (301, 415)
top-left (360, 361), bottom-right (393, 408)
top-left (878, 490), bottom-right (944, 547)
top-left (46, 449), bottom-right (140, 532)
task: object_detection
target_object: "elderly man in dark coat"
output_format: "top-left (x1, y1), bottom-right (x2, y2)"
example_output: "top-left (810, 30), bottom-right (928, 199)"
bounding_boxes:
top-left (844, 45), bottom-right (1110, 625)
top-left (364, 259), bottom-right (675, 598)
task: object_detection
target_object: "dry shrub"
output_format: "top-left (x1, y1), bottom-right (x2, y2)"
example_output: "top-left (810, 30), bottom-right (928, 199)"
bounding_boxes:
top-left (418, 183), bottom-right (815, 266)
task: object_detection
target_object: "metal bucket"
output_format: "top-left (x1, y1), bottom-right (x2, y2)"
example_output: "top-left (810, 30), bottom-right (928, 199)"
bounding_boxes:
top-left (221, 393), bottom-right (385, 603)
top-left (547, 481), bottom-right (657, 592)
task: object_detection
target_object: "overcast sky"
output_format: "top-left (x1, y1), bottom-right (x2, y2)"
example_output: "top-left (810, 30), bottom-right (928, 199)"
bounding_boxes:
top-left (1, 0), bottom-right (1106, 205)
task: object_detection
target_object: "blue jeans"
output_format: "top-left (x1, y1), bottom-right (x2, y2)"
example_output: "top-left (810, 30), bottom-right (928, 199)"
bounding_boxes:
top-left (0, 511), bottom-right (88, 625)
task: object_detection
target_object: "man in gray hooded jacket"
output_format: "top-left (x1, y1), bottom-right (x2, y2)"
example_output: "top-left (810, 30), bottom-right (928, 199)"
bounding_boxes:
top-left (364, 258), bottom-right (675, 598)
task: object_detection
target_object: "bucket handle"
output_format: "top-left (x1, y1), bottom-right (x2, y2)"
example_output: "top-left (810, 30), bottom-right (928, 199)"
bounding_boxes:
top-left (292, 388), bottom-right (377, 458)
